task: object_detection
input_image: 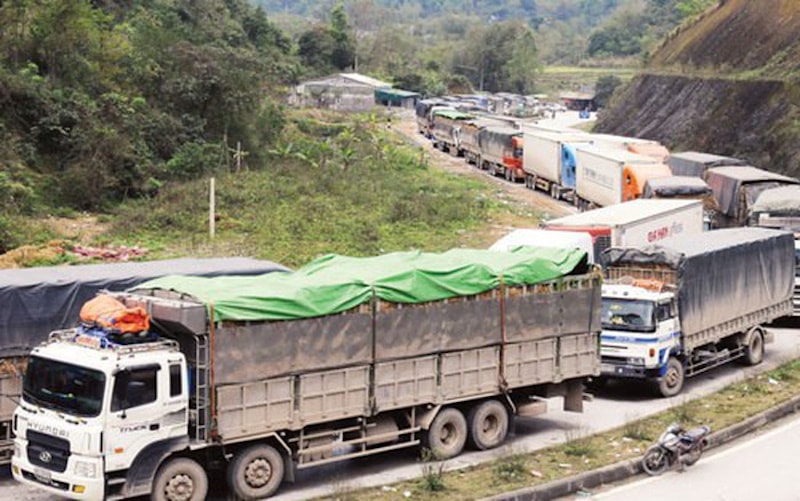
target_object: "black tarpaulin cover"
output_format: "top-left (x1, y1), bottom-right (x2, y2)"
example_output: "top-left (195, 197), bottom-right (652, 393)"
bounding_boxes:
top-left (643, 176), bottom-right (712, 198)
top-left (706, 166), bottom-right (799, 218)
top-left (603, 228), bottom-right (794, 338)
top-left (0, 257), bottom-right (287, 356)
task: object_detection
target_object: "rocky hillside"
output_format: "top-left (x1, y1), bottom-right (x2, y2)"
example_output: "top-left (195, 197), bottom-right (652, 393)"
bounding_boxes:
top-left (596, 0), bottom-right (800, 177)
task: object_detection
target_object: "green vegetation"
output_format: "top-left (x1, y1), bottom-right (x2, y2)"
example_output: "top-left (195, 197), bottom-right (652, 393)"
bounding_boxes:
top-left (315, 358), bottom-right (800, 500)
top-left (110, 112), bottom-right (497, 268)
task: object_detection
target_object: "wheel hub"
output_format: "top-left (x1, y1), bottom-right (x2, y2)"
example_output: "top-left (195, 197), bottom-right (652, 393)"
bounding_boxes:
top-left (165, 474), bottom-right (194, 501)
top-left (245, 458), bottom-right (272, 487)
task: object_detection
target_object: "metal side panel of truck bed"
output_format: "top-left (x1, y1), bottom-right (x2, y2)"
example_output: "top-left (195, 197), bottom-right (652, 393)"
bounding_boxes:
top-left (215, 332), bottom-right (599, 441)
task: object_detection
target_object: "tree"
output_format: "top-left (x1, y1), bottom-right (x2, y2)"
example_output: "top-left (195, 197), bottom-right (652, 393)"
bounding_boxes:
top-left (594, 74), bottom-right (622, 108)
top-left (329, 2), bottom-right (355, 70)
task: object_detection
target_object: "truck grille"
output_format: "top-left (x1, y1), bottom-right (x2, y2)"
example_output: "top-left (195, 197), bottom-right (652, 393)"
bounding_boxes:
top-left (27, 430), bottom-right (70, 473)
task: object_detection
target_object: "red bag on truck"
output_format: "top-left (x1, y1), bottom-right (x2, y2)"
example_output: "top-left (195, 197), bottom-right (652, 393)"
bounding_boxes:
top-left (79, 295), bottom-right (150, 333)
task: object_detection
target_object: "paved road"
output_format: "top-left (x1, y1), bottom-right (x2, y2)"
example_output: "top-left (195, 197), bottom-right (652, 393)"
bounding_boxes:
top-left (2, 321), bottom-right (797, 500)
top-left (581, 411), bottom-right (800, 501)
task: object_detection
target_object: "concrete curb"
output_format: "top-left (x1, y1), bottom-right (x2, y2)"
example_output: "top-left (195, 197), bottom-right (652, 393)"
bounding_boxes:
top-left (484, 393), bottom-right (800, 501)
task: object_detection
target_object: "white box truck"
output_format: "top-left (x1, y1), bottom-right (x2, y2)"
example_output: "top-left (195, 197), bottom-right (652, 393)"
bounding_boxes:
top-left (523, 130), bottom-right (593, 201)
top-left (11, 248), bottom-right (601, 500)
top-left (490, 228), bottom-right (596, 263)
top-left (543, 199), bottom-right (705, 261)
top-left (574, 145), bottom-right (673, 210)
top-left (600, 228), bottom-right (794, 397)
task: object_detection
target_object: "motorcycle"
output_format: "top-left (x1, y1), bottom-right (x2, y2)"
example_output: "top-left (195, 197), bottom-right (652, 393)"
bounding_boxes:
top-left (641, 423), bottom-right (711, 476)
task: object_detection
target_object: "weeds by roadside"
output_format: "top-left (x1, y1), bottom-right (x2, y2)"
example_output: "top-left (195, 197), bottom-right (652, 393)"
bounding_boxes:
top-left (314, 357), bottom-right (800, 500)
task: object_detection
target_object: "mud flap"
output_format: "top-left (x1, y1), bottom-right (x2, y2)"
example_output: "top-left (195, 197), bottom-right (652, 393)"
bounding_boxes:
top-left (563, 379), bottom-right (585, 413)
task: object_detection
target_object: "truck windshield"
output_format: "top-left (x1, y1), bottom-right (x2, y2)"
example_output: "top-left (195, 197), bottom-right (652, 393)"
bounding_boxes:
top-left (602, 299), bottom-right (656, 333)
top-left (22, 356), bottom-right (106, 417)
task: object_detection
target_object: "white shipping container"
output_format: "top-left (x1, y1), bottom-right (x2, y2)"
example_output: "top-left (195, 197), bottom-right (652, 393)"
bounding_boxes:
top-left (575, 145), bottom-right (670, 208)
top-left (544, 199), bottom-right (705, 250)
top-left (523, 130), bottom-right (592, 184)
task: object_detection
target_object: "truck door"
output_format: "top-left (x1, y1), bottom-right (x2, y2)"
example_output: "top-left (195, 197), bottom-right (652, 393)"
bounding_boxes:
top-left (105, 364), bottom-right (173, 471)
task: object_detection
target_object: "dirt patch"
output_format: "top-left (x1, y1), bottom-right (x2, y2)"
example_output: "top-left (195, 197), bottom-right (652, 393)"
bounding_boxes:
top-left (44, 215), bottom-right (110, 242)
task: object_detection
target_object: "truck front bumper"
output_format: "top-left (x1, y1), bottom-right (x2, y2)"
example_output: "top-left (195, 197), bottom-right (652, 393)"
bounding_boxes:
top-left (11, 446), bottom-right (105, 500)
top-left (601, 362), bottom-right (647, 378)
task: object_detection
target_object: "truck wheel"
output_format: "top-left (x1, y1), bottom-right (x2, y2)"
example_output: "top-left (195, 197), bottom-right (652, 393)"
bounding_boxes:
top-left (153, 457), bottom-right (208, 501)
top-left (467, 400), bottom-right (509, 450)
top-left (656, 357), bottom-right (685, 398)
top-left (424, 407), bottom-right (467, 459)
top-left (227, 444), bottom-right (284, 500)
top-left (743, 330), bottom-right (765, 366)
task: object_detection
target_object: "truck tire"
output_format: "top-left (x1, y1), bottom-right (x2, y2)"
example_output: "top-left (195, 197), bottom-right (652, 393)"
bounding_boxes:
top-left (743, 330), bottom-right (765, 366)
top-left (423, 407), bottom-right (467, 459)
top-left (152, 457), bottom-right (208, 501)
top-left (227, 443), bottom-right (284, 500)
top-left (467, 400), bottom-right (509, 450)
top-left (656, 357), bottom-right (685, 398)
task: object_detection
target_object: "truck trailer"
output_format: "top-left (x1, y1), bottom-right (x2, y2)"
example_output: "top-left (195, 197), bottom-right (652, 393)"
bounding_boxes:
top-left (666, 151), bottom-right (747, 178)
top-left (748, 185), bottom-right (800, 316)
top-left (430, 109), bottom-right (474, 156)
top-left (600, 228), bottom-right (795, 397)
top-left (574, 145), bottom-right (672, 210)
top-left (11, 248), bottom-right (601, 500)
top-left (590, 134), bottom-right (670, 163)
top-left (705, 166), bottom-right (799, 228)
top-left (460, 117), bottom-right (512, 165)
top-left (523, 129), bottom-right (593, 201)
top-left (0, 257), bottom-right (286, 466)
top-left (478, 126), bottom-right (524, 182)
top-left (543, 199), bottom-right (704, 261)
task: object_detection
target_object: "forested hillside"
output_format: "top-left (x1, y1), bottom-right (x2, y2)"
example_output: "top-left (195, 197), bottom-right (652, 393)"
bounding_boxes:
top-left (259, 0), bottom-right (715, 65)
top-left (0, 0), bottom-right (714, 263)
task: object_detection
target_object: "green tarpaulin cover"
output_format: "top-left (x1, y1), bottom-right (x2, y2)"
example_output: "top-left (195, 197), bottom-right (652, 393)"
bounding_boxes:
top-left (137, 247), bottom-right (587, 321)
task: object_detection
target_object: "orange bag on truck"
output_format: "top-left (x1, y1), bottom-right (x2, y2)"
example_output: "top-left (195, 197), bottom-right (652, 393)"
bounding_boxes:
top-left (79, 295), bottom-right (150, 333)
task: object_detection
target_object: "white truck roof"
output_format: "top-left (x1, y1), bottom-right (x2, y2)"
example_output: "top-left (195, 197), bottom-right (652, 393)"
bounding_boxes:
top-left (545, 199), bottom-right (702, 228)
top-left (489, 229), bottom-right (595, 263)
top-left (574, 144), bottom-right (658, 164)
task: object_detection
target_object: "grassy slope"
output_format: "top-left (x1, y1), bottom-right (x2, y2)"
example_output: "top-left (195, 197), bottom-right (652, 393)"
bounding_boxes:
top-left (106, 112), bottom-right (541, 268)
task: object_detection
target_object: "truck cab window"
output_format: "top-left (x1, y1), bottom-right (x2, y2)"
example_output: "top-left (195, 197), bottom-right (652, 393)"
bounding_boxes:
top-left (169, 364), bottom-right (182, 397)
top-left (112, 367), bottom-right (158, 411)
top-left (656, 303), bottom-right (672, 321)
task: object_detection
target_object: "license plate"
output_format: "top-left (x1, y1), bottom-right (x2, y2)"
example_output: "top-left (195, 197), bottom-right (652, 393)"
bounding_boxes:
top-left (600, 363), bottom-right (615, 373)
top-left (33, 467), bottom-right (51, 483)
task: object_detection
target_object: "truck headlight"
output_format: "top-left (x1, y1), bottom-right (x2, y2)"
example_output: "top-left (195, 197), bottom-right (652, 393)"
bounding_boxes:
top-left (13, 443), bottom-right (21, 459)
top-left (74, 460), bottom-right (97, 478)
top-left (627, 357), bottom-right (645, 366)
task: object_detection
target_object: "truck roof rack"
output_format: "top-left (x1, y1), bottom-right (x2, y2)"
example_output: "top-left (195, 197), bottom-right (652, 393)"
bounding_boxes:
top-left (48, 328), bottom-right (179, 355)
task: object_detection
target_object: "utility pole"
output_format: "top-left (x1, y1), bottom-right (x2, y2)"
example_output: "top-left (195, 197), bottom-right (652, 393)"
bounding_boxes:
top-left (209, 177), bottom-right (215, 240)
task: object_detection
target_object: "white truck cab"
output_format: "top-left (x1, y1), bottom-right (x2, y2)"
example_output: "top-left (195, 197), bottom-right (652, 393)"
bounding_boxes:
top-left (11, 329), bottom-right (186, 500)
top-left (600, 283), bottom-right (679, 381)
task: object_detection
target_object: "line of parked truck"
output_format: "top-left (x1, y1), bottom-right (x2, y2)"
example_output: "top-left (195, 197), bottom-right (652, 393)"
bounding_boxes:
top-left (417, 97), bottom-right (800, 314)
top-left (7, 219), bottom-right (797, 501)
top-left (5, 103), bottom-right (800, 499)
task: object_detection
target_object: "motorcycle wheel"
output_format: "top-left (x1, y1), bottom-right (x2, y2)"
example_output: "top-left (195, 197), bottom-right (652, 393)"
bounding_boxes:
top-left (683, 442), bottom-right (705, 466)
top-left (642, 446), bottom-right (670, 476)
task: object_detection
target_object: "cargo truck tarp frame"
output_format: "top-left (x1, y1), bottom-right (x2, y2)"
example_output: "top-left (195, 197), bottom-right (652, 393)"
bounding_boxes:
top-left (139, 247), bottom-right (589, 322)
top-left (603, 228), bottom-right (794, 339)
